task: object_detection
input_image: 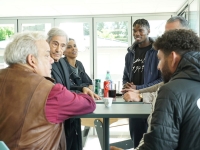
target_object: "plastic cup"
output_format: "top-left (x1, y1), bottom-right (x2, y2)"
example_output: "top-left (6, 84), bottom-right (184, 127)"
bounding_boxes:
top-left (109, 83), bottom-right (116, 100)
top-left (103, 97), bottom-right (113, 107)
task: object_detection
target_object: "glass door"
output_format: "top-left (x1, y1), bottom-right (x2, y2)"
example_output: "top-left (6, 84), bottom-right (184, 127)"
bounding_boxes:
top-left (0, 19), bottom-right (17, 69)
top-left (18, 19), bottom-right (54, 33)
top-left (55, 18), bottom-right (93, 78)
top-left (94, 17), bottom-right (132, 87)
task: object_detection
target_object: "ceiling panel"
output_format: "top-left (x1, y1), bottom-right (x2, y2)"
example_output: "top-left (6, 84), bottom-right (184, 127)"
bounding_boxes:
top-left (0, 0), bottom-right (187, 17)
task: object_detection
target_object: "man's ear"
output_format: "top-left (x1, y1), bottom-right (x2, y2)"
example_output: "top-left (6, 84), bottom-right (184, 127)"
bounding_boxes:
top-left (147, 28), bottom-right (150, 35)
top-left (171, 51), bottom-right (181, 69)
top-left (27, 54), bottom-right (37, 68)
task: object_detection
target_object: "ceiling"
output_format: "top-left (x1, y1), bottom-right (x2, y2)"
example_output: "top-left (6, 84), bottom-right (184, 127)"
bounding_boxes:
top-left (0, 0), bottom-right (187, 18)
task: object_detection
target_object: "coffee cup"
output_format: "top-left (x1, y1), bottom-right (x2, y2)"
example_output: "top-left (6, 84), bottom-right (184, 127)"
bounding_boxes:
top-left (103, 97), bottom-right (113, 107)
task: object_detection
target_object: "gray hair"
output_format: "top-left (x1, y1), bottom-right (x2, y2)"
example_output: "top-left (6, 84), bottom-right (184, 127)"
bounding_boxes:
top-left (4, 32), bottom-right (46, 65)
top-left (167, 16), bottom-right (189, 29)
top-left (46, 27), bottom-right (68, 43)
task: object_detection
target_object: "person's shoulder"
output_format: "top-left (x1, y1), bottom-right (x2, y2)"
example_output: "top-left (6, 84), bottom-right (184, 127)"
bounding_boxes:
top-left (127, 42), bottom-right (137, 52)
top-left (125, 46), bottom-right (134, 57)
top-left (158, 80), bottom-right (182, 98)
top-left (52, 62), bottom-right (58, 68)
top-left (52, 59), bottom-right (63, 68)
top-left (53, 83), bottom-right (65, 90)
top-left (149, 37), bottom-right (155, 43)
top-left (53, 57), bottom-right (68, 68)
top-left (147, 46), bottom-right (157, 54)
top-left (76, 59), bottom-right (82, 65)
top-left (36, 76), bottom-right (55, 91)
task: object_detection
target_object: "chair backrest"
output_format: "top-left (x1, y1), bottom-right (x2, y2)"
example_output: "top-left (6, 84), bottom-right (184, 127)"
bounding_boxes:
top-left (0, 141), bottom-right (9, 150)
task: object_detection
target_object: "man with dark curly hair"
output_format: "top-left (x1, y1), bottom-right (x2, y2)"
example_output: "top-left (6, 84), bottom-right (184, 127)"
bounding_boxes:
top-left (137, 29), bottom-right (200, 150)
top-left (113, 29), bottom-right (200, 150)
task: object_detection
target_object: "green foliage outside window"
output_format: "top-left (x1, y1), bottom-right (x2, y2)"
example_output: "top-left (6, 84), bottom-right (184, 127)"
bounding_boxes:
top-left (0, 27), bottom-right (14, 41)
top-left (83, 22), bottom-right (128, 42)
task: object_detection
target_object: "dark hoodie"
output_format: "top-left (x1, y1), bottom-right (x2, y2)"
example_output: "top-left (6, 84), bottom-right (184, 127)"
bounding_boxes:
top-left (139, 51), bottom-right (200, 150)
top-left (122, 37), bottom-right (162, 89)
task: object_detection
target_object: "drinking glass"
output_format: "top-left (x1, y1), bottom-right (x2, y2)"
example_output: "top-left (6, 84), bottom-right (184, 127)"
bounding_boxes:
top-left (108, 83), bottom-right (116, 100)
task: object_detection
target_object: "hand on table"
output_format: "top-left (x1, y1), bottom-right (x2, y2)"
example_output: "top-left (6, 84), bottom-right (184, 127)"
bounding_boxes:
top-left (122, 88), bottom-right (141, 102)
top-left (123, 82), bottom-right (136, 89)
top-left (82, 87), bottom-right (101, 100)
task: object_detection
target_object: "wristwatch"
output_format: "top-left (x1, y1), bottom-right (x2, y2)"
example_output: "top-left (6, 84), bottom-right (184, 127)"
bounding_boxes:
top-left (139, 93), bottom-right (143, 102)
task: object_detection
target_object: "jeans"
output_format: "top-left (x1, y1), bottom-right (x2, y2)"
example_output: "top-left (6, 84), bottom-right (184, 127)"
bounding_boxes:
top-left (64, 118), bottom-right (82, 150)
top-left (129, 118), bottom-right (148, 148)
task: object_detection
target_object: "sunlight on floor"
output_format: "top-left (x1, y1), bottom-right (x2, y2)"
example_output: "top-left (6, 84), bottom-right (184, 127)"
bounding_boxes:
top-left (82, 119), bottom-right (134, 150)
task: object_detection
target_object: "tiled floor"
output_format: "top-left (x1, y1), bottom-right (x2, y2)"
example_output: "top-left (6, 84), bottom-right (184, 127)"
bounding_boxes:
top-left (82, 119), bottom-right (134, 150)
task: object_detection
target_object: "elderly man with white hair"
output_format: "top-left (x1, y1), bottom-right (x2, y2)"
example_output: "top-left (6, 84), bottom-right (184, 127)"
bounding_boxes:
top-left (0, 31), bottom-right (96, 150)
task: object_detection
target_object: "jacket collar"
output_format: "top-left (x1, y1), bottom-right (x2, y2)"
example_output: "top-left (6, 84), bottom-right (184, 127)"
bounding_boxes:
top-left (64, 57), bottom-right (85, 75)
top-left (9, 64), bottom-right (55, 83)
top-left (128, 37), bottom-right (155, 53)
top-left (170, 51), bottom-right (200, 82)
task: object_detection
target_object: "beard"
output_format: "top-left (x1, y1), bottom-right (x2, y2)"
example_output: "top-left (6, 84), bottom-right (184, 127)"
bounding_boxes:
top-left (161, 61), bottom-right (173, 83)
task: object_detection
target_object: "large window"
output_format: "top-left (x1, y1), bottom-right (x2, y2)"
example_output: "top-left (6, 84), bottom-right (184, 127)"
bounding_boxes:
top-left (189, 0), bottom-right (199, 35)
top-left (94, 17), bottom-right (131, 87)
top-left (0, 20), bottom-right (17, 69)
top-left (132, 15), bottom-right (170, 39)
top-left (0, 14), bottom-right (173, 82)
top-left (18, 19), bottom-right (54, 34)
top-left (55, 18), bottom-right (93, 78)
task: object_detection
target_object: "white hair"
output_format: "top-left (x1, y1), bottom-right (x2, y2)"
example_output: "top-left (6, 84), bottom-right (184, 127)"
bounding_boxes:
top-left (4, 31), bottom-right (46, 65)
top-left (46, 27), bottom-right (68, 43)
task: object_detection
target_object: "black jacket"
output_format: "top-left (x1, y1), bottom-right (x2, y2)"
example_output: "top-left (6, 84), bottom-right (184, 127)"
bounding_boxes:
top-left (123, 37), bottom-right (162, 89)
top-left (51, 57), bottom-right (92, 150)
top-left (52, 58), bottom-right (83, 92)
top-left (64, 58), bottom-right (92, 87)
top-left (140, 52), bottom-right (200, 150)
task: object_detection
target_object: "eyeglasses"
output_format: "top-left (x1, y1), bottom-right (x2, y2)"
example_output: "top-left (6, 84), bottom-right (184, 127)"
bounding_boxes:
top-left (51, 41), bottom-right (66, 50)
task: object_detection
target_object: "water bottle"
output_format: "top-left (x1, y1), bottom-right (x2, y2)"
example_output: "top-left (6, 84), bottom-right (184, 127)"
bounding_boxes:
top-left (105, 71), bottom-right (111, 80)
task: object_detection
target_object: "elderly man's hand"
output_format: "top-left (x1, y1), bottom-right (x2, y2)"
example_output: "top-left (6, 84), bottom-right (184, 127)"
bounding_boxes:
top-left (82, 87), bottom-right (101, 100)
top-left (110, 146), bottom-right (123, 150)
top-left (122, 88), bottom-right (141, 102)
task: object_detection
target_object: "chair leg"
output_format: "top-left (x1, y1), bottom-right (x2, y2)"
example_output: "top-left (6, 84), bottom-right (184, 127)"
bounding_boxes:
top-left (94, 119), bottom-right (104, 150)
top-left (94, 119), bottom-right (134, 150)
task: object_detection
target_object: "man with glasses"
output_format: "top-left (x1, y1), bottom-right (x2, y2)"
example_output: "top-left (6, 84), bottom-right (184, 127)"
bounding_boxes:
top-left (46, 27), bottom-right (67, 62)
top-left (48, 27), bottom-right (99, 150)
top-left (48, 27), bottom-right (98, 96)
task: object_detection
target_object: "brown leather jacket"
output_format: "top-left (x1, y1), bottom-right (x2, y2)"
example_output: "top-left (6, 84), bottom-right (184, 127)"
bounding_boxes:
top-left (0, 64), bottom-right (66, 150)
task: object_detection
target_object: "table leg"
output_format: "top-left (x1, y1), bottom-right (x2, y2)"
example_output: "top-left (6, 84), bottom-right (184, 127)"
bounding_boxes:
top-left (103, 118), bottom-right (109, 150)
